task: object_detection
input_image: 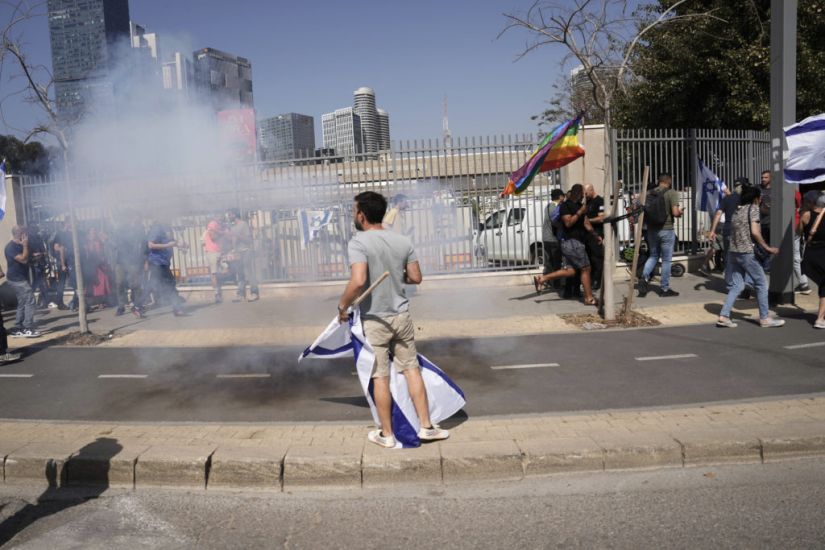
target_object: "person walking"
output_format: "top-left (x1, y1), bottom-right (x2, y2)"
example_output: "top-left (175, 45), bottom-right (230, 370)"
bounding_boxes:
top-left (5, 226), bottom-right (41, 338)
top-left (147, 220), bottom-right (188, 317)
top-left (584, 184), bottom-right (605, 290)
top-left (793, 189), bottom-right (813, 295)
top-left (799, 191), bottom-right (825, 329)
top-left (202, 217), bottom-right (226, 304)
top-left (225, 209), bottom-right (259, 302)
top-left (716, 185), bottom-right (784, 328)
top-left (337, 191), bottom-right (448, 448)
top-left (114, 211), bottom-right (148, 317)
top-left (638, 172), bottom-right (682, 298)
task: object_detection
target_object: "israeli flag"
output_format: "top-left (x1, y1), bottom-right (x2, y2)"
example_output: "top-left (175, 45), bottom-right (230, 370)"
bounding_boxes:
top-left (784, 113), bottom-right (825, 184)
top-left (696, 158), bottom-right (726, 218)
top-left (299, 310), bottom-right (466, 448)
top-left (0, 159), bottom-right (6, 221)
top-left (298, 209), bottom-right (334, 249)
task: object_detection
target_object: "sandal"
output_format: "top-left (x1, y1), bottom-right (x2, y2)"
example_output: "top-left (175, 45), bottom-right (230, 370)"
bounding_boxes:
top-left (533, 276), bottom-right (542, 294)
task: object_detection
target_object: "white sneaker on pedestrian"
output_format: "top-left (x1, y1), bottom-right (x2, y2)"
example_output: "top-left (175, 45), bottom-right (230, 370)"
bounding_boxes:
top-left (760, 317), bottom-right (785, 328)
top-left (814, 319), bottom-right (825, 329)
top-left (795, 284), bottom-right (813, 295)
top-left (21, 329), bottom-right (41, 338)
top-left (417, 425), bottom-right (450, 441)
top-left (716, 317), bottom-right (737, 328)
top-left (367, 429), bottom-right (396, 449)
top-left (0, 352), bottom-right (21, 363)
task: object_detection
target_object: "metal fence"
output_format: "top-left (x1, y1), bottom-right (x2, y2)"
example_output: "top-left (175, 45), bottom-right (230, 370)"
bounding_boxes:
top-left (13, 129), bottom-right (769, 284)
top-left (613, 128), bottom-right (771, 254)
top-left (14, 136), bottom-right (556, 284)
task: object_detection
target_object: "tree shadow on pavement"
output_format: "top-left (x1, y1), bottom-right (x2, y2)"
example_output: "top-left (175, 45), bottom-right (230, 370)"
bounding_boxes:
top-left (0, 437), bottom-right (122, 546)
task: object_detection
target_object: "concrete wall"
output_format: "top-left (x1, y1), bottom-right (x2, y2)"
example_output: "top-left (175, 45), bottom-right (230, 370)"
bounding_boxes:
top-left (560, 124), bottom-right (608, 196)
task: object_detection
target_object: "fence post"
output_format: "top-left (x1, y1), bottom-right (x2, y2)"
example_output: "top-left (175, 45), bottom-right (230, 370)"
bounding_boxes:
top-left (688, 128), bottom-right (698, 256)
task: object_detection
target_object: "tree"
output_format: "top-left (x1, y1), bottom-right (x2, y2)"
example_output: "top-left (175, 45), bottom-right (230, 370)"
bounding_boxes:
top-left (501, 0), bottom-right (711, 321)
top-left (0, 134), bottom-right (51, 175)
top-left (615, 0), bottom-right (825, 129)
top-left (1, 0), bottom-right (90, 332)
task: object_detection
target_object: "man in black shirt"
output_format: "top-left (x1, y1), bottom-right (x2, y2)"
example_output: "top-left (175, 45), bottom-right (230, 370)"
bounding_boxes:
top-left (51, 222), bottom-right (76, 310)
top-left (4, 226), bottom-right (40, 338)
top-left (584, 184), bottom-right (605, 290)
top-left (533, 184), bottom-right (600, 306)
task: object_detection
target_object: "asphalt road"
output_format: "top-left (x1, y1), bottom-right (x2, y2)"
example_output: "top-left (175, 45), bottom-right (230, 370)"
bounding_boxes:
top-left (0, 315), bottom-right (823, 422)
top-left (1, 459), bottom-right (824, 548)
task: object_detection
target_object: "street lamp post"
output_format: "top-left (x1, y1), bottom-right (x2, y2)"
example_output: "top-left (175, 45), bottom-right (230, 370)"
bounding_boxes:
top-left (768, 0), bottom-right (797, 305)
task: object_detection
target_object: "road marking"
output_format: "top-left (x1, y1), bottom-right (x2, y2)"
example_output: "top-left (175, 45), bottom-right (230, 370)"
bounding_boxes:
top-left (783, 342), bottom-right (825, 350)
top-left (0, 374), bottom-right (33, 378)
top-left (490, 363), bottom-right (560, 370)
top-left (98, 374), bottom-right (147, 379)
top-left (635, 353), bottom-right (698, 362)
top-left (216, 373), bottom-right (271, 379)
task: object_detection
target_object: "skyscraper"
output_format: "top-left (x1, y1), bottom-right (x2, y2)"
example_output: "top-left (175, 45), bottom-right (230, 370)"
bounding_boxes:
top-left (353, 87), bottom-right (379, 154)
top-left (259, 113), bottom-right (316, 161)
top-left (322, 87), bottom-right (390, 157)
top-left (193, 48), bottom-right (253, 111)
top-left (321, 107), bottom-right (363, 157)
top-left (162, 52), bottom-right (194, 100)
top-left (376, 108), bottom-right (390, 151)
top-left (47, 0), bottom-right (131, 122)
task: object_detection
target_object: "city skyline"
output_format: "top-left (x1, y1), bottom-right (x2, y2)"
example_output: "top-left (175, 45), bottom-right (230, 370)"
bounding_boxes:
top-left (0, 1), bottom-right (567, 145)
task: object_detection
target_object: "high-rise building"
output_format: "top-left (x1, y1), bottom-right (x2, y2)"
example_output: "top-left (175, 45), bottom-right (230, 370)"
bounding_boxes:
top-left (376, 108), bottom-right (390, 151)
top-left (47, 0), bottom-right (131, 122)
top-left (129, 22), bottom-right (159, 61)
top-left (259, 113), bottom-right (315, 161)
top-left (353, 87), bottom-right (379, 154)
top-left (193, 47), bottom-right (253, 111)
top-left (322, 87), bottom-right (390, 157)
top-left (321, 107), bottom-right (363, 157)
top-left (162, 52), bottom-right (194, 100)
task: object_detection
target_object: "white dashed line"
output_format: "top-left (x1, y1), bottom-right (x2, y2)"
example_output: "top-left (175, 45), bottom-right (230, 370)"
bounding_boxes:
top-left (98, 374), bottom-right (147, 379)
top-left (490, 363), bottom-right (560, 370)
top-left (783, 342), bottom-right (825, 350)
top-left (0, 374), bottom-right (33, 378)
top-left (216, 374), bottom-right (271, 379)
top-left (635, 354), bottom-right (698, 362)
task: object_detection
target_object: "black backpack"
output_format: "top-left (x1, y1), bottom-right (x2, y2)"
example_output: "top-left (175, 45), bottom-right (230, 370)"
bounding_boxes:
top-left (644, 189), bottom-right (669, 226)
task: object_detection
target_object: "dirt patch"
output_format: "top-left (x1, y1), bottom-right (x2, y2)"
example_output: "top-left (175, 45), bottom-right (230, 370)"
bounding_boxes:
top-left (559, 309), bottom-right (661, 330)
top-left (56, 331), bottom-right (112, 346)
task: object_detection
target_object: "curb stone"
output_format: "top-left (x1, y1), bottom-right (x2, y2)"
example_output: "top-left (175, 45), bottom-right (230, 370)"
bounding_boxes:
top-left (135, 445), bottom-right (216, 489)
top-left (440, 440), bottom-right (524, 483)
top-left (283, 444), bottom-right (363, 490)
top-left (208, 446), bottom-right (286, 490)
top-left (519, 437), bottom-right (605, 475)
top-left (675, 430), bottom-right (762, 466)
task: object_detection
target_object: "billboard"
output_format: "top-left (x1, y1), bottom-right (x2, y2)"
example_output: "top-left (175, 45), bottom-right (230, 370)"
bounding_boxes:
top-left (217, 108), bottom-right (257, 163)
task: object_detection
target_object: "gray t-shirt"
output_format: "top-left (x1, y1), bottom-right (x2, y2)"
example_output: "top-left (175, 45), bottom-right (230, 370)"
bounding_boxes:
top-left (348, 229), bottom-right (418, 318)
top-left (542, 202), bottom-right (559, 243)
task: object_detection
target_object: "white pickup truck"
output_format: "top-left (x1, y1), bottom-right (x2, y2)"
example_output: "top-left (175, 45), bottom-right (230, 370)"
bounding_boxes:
top-left (475, 193), bottom-right (633, 266)
top-left (475, 196), bottom-right (549, 265)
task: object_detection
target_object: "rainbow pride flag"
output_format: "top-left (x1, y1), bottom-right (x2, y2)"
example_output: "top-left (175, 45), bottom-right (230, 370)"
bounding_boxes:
top-left (501, 115), bottom-right (585, 197)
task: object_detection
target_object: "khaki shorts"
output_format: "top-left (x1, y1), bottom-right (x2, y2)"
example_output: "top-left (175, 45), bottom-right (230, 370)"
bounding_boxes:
top-left (205, 251), bottom-right (222, 275)
top-left (362, 312), bottom-right (419, 378)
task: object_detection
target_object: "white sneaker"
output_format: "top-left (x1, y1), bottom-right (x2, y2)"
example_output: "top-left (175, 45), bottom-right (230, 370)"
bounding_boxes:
top-left (367, 429), bottom-right (396, 448)
top-left (814, 320), bottom-right (825, 329)
top-left (417, 425), bottom-right (450, 441)
top-left (760, 317), bottom-right (785, 328)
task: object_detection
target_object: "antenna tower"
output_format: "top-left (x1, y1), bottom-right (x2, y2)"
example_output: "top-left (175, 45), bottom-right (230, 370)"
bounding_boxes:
top-left (442, 94), bottom-right (452, 149)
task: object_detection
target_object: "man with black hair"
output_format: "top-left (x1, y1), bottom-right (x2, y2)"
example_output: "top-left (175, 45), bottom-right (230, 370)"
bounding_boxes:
top-left (147, 220), bottom-right (188, 317)
top-left (338, 191), bottom-right (449, 448)
top-left (584, 183), bottom-right (605, 290)
top-left (533, 184), bottom-right (600, 306)
top-left (638, 172), bottom-right (682, 298)
top-left (5, 226), bottom-right (40, 338)
top-left (541, 188), bottom-right (565, 283)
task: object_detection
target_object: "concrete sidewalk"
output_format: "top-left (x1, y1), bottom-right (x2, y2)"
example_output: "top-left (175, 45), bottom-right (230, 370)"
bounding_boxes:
top-left (0, 395), bottom-right (823, 490)
top-left (1, 270), bottom-right (822, 490)
top-left (10, 270), bottom-right (821, 349)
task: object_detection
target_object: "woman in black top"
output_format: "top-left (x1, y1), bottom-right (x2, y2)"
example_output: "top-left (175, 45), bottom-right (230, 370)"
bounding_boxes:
top-left (799, 191), bottom-right (825, 329)
top-left (533, 184), bottom-right (601, 306)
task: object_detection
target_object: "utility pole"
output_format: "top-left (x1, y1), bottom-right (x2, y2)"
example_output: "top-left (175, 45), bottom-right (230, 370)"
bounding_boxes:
top-left (442, 94), bottom-right (452, 150)
top-left (768, 0), bottom-right (797, 305)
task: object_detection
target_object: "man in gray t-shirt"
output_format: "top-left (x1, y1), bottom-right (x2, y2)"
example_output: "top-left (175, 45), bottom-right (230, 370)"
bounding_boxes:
top-left (338, 191), bottom-right (450, 449)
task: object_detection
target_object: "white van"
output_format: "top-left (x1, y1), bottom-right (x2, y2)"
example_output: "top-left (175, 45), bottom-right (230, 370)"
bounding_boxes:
top-left (475, 196), bottom-right (548, 265)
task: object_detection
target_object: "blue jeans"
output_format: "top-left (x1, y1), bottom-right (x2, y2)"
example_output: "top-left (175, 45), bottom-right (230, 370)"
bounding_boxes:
top-left (721, 252), bottom-right (769, 320)
top-left (642, 228), bottom-right (676, 291)
top-left (7, 279), bottom-right (35, 330)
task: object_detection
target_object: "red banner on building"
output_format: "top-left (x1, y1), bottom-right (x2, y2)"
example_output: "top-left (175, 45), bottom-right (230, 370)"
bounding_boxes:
top-left (217, 108), bottom-right (257, 163)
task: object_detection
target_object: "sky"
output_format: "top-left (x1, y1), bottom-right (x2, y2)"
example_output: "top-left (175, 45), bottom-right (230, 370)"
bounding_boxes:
top-left (0, 0), bottom-right (571, 145)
